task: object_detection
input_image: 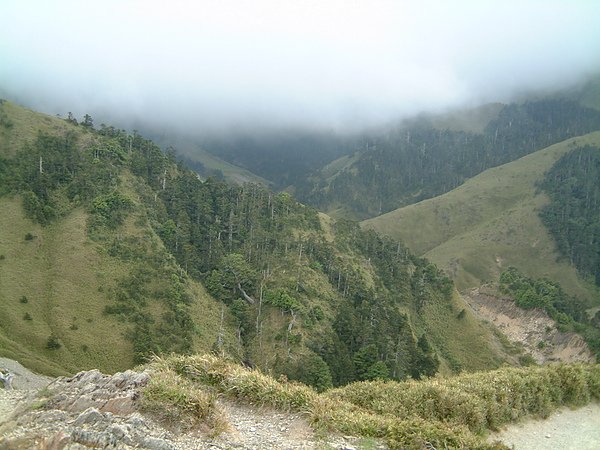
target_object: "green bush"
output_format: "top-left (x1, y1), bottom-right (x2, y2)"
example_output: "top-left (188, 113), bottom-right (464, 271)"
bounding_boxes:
top-left (46, 334), bottom-right (61, 350)
top-left (90, 191), bottom-right (133, 229)
top-left (326, 363), bottom-right (600, 433)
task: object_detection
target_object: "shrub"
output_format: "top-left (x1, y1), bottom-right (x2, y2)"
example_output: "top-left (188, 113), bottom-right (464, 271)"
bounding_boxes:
top-left (24, 232), bottom-right (34, 241)
top-left (19, 296), bottom-right (28, 304)
top-left (46, 334), bottom-right (61, 350)
top-left (23, 312), bottom-right (32, 321)
top-left (519, 354), bottom-right (536, 366)
top-left (326, 363), bottom-right (600, 434)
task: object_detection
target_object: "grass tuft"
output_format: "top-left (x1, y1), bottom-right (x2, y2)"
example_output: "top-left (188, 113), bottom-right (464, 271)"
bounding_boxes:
top-left (140, 363), bottom-right (227, 435)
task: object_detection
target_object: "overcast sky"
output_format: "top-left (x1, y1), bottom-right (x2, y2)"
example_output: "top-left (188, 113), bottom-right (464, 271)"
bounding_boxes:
top-left (1, 0), bottom-right (599, 132)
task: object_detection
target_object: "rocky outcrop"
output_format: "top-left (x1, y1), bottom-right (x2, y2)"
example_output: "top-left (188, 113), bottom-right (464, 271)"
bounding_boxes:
top-left (0, 366), bottom-right (382, 449)
top-left (0, 369), bottom-right (179, 450)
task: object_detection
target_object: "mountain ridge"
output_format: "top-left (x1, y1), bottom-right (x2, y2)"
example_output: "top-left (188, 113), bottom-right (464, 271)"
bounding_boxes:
top-left (362, 132), bottom-right (600, 306)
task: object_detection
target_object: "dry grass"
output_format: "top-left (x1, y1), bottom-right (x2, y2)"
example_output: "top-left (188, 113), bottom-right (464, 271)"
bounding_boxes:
top-left (150, 354), bottom-right (600, 450)
top-left (140, 365), bottom-right (227, 435)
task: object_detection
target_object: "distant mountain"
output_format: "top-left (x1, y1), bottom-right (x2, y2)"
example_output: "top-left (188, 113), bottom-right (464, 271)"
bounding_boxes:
top-left (181, 78), bottom-right (600, 222)
top-left (297, 99), bottom-right (600, 219)
top-left (363, 132), bottom-right (600, 305)
top-left (0, 100), bottom-right (510, 384)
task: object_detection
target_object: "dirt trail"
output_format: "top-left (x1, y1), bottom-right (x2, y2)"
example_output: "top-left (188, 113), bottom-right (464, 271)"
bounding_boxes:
top-left (489, 403), bottom-right (600, 450)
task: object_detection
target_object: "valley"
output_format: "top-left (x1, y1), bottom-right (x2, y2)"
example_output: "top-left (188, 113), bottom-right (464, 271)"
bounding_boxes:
top-left (2, 3), bottom-right (600, 448)
top-left (1, 84), bottom-right (600, 449)
top-left (362, 132), bottom-right (600, 303)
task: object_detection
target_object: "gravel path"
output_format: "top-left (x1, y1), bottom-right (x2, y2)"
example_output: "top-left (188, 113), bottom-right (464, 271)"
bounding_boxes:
top-left (0, 357), bottom-right (51, 390)
top-left (0, 390), bottom-right (28, 425)
top-left (489, 403), bottom-right (600, 450)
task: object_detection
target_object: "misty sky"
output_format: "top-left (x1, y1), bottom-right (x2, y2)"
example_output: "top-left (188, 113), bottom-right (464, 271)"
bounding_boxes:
top-left (1, 0), bottom-right (600, 132)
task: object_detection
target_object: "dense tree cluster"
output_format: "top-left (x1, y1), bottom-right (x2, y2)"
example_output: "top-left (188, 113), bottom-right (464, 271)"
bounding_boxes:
top-left (539, 145), bottom-right (600, 285)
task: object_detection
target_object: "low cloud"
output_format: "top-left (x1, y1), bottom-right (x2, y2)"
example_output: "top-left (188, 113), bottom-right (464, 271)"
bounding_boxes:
top-left (1, 0), bottom-right (599, 133)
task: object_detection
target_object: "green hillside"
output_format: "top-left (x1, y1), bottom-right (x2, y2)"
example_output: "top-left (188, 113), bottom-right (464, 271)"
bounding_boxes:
top-left (153, 133), bottom-right (271, 185)
top-left (299, 99), bottom-right (600, 220)
top-left (363, 132), bottom-right (600, 306)
top-left (0, 100), bottom-right (511, 384)
top-left (0, 102), bottom-right (238, 375)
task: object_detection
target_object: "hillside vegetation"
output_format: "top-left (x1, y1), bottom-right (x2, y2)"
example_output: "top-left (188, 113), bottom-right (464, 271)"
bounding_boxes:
top-left (0, 101), bottom-right (235, 376)
top-left (299, 99), bottom-right (600, 219)
top-left (145, 353), bottom-right (600, 450)
top-left (539, 145), bottom-right (600, 285)
top-left (0, 100), bottom-right (509, 384)
top-left (363, 132), bottom-right (600, 307)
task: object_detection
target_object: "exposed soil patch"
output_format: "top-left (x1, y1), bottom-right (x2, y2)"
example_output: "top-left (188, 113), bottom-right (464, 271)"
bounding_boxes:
top-left (463, 286), bottom-right (594, 364)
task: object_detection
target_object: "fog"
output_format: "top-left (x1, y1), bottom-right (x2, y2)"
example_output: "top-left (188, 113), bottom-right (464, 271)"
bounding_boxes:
top-left (1, 0), bottom-right (600, 133)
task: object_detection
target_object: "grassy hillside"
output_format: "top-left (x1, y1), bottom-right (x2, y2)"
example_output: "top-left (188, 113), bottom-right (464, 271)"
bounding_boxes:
top-left (363, 132), bottom-right (600, 305)
top-left (166, 137), bottom-right (271, 185)
top-left (300, 99), bottom-right (600, 220)
top-left (0, 101), bottom-right (237, 375)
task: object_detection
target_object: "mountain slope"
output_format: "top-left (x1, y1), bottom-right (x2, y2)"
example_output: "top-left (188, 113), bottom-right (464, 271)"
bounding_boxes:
top-left (299, 99), bottom-right (600, 219)
top-left (0, 100), bottom-right (513, 385)
top-left (0, 101), bottom-right (238, 375)
top-left (363, 132), bottom-right (600, 305)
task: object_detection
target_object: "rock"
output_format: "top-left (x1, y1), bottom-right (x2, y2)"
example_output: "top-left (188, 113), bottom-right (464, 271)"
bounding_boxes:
top-left (71, 429), bottom-right (118, 448)
top-left (140, 436), bottom-right (176, 450)
top-left (41, 431), bottom-right (70, 450)
top-left (73, 407), bottom-right (104, 426)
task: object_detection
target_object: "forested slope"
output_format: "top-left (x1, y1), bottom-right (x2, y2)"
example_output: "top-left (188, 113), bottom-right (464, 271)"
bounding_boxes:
top-left (539, 145), bottom-right (600, 285)
top-left (300, 99), bottom-right (600, 219)
top-left (0, 100), bottom-right (507, 384)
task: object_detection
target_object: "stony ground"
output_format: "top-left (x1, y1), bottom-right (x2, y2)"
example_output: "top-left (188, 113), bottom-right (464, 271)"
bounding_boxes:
top-left (0, 359), bottom-right (383, 450)
top-left (488, 402), bottom-right (600, 450)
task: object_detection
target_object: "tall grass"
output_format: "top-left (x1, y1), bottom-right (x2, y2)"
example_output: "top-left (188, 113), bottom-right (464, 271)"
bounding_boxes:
top-left (149, 354), bottom-right (599, 449)
top-left (326, 363), bottom-right (600, 433)
top-left (140, 365), bottom-right (226, 434)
